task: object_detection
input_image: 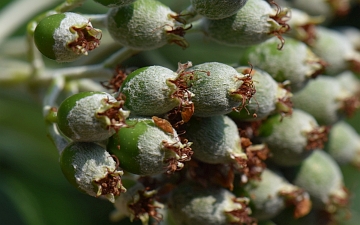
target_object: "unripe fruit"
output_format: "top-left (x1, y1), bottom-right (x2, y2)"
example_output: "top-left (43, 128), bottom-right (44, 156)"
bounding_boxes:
top-left (310, 26), bottom-right (360, 75)
top-left (190, 0), bottom-right (248, 19)
top-left (202, 0), bottom-right (290, 48)
top-left (168, 182), bottom-right (255, 225)
top-left (110, 181), bottom-right (163, 224)
top-left (107, 117), bottom-right (192, 176)
top-left (106, 0), bottom-right (188, 50)
top-left (259, 109), bottom-right (329, 167)
top-left (93, 0), bottom-right (136, 8)
top-left (60, 142), bottom-right (126, 203)
top-left (234, 168), bottom-right (311, 221)
top-left (239, 37), bottom-right (325, 92)
top-left (292, 75), bottom-right (357, 125)
top-left (183, 115), bottom-right (247, 165)
top-left (283, 150), bottom-right (349, 213)
top-left (229, 67), bottom-right (292, 121)
top-left (119, 66), bottom-right (180, 116)
top-left (34, 12), bottom-right (101, 62)
top-left (57, 91), bottom-right (129, 142)
top-left (184, 62), bottom-right (253, 117)
top-left (325, 121), bottom-right (360, 167)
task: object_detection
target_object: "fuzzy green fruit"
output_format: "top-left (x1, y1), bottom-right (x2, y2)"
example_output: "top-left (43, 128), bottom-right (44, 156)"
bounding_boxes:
top-left (34, 12), bottom-right (101, 62)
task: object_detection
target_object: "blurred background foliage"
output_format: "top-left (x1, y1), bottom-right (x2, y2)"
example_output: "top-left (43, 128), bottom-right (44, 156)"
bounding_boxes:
top-left (1, 0), bottom-right (360, 225)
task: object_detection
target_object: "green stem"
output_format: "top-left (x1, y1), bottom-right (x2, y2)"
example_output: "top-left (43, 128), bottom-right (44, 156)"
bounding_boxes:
top-left (43, 75), bottom-right (70, 153)
top-left (103, 47), bottom-right (141, 68)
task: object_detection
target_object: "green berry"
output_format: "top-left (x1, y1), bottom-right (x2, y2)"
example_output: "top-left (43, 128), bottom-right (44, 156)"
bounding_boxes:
top-left (184, 62), bottom-right (253, 117)
top-left (183, 115), bottom-right (247, 165)
top-left (119, 66), bottom-right (180, 116)
top-left (239, 37), bottom-right (325, 92)
top-left (106, 0), bottom-right (188, 50)
top-left (259, 109), bottom-right (329, 167)
top-left (190, 0), bottom-right (248, 19)
top-left (292, 75), bottom-right (356, 125)
top-left (234, 168), bottom-right (311, 221)
top-left (201, 0), bottom-right (290, 48)
top-left (283, 150), bottom-right (349, 213)
top-left (110, 181), bottom-right (163, 224)
top-left (229, 66), bottom-right (292, 121)
top-left (107, 117), bottom-right (192, 175)
top-left (34, 12), bottom-right (102, 62)
top-left (93, 0), bottom-right (136, 8)
top-left (168, 182), bottom-right (254, 225)
top-left (60, 142), bottom-right (126, 203)
top-left (325, 121), bottom-right (360, 167)
top-left (310, 26), bottom-right (360, 75)
top-left (57, 91), bottom-right (129, 142)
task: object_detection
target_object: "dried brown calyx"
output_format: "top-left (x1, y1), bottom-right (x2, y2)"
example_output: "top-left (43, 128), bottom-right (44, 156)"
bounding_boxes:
top-left (342, 95), bottom-right (360, 117)
top-left (225, 197), bottom-right (258, 225)
top-left (231, 67), bottom-right (256, 116)
top-left (163, 139), bottom-right (193, 174)
top-left (68, 23), bottom-right (101, 55)
top-left (96, 95), bottom-right (129, 132)
top-left (305, 126), bottom-right (330, 150)
top-left (101, 67), bottom-right (130, 92)
top-left (94, 156), bottom-right (126, 200)
top-left (268, 1), bottom-right (291, 50)
top-left (167, 62), bottom-right (200, 127)
top-left (239, 138), bottom-right (269, 184)
top-left (280, 188), bottom-right (312, 219)
top-left (128, 187), bottom-right (163, 224)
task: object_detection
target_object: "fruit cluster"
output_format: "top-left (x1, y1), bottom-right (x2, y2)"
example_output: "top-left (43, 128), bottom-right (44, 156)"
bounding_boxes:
top-left (20, 0), bottom-right (360, 224)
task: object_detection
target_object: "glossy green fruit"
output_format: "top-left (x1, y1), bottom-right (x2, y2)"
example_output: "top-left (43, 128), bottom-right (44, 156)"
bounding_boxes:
top-left (57, 91), bottom-right (129, 142)
top-left (107, 117), bottom-right (192, 175)
top-left (34, 12), bottom-right (102, 62)
top-left (60, 142), bottom-right (125, 203)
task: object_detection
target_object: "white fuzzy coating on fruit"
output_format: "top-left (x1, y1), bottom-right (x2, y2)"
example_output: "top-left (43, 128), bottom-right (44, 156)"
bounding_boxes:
top-left (67, 93), bottom-right (117, 141)
top-left (262, 109), bottom-right (319, 166)
top-left (186, 62), bottom-right (244, 117)
top-left (191, 0), bottom-right (248, 19)
top-left (203, 0), bottom-right (285, 46)
top-left (326, 121), bottom-right (360, 166)
top-left (70, 143), bottom-right (118, 197)
top-left (310, 26), bottom-right (358, 75)
top-left (244, 37), bottom-right (323, 92)
top-left (169, 184), bottom-right (246, 225)
top-left (290, 150), bottom-right (346, 209)
top-left (53, 12), bottom-right (90, 62)
top-left (121, 66), bottom-right (180, 116)
top-left (135, 124), bottom-right (180, 175)
top-left (185, 115), bottom-right (246, 164)
top-left (292, 76), bottom-right (351, 125)
top-left (336, 70), bottom-right (360, 95)
top-left (245, 168), bottom-right (299, 220)
top-left (106, 0), bottom-right (176, 50)
top-left (235, 67), bottom-right (278, 120)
